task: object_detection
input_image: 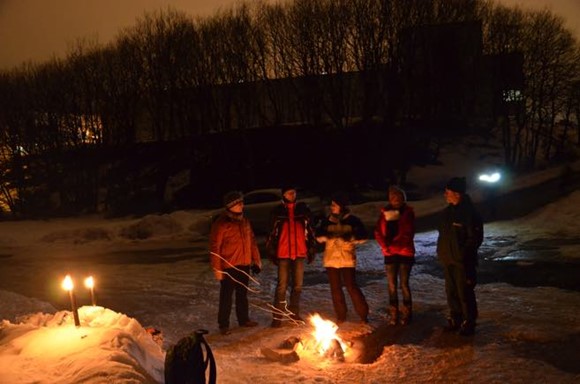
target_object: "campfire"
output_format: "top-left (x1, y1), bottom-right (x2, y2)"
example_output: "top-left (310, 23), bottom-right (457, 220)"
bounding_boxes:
top-left (261, 313), bottom-right (349, 364)
top-left (308, 314), bottom-right (347, 361)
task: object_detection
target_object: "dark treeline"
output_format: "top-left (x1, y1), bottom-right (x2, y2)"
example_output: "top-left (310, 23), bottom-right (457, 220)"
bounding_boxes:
top-left (0, 0), bottom-right (579, 216)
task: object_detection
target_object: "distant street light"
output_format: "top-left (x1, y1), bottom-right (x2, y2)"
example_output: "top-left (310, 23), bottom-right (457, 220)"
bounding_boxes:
top-left (478, 170), bottom-right (502, 219)
top-left (478, 172), bottom-right (501, 184)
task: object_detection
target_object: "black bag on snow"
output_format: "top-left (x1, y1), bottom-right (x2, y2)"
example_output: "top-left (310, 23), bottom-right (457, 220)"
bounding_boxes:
top-left (164, 329), bottom-right (217, 384)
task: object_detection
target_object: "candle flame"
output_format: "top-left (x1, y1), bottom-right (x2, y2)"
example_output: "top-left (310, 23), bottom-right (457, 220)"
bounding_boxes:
top-left (84, 276), bottom-right (94, 289)
top-left (62, 275), bottom-right (74, 291)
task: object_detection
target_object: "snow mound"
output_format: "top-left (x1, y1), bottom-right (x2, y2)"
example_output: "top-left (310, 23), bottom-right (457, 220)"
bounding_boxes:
top-left (0, 306), bottom-right (165, 384)
top-left (517, 190), bottom-right (580, 237)
top-left (0, 291), bottom-right (57, 323)
top-left (40, 227), bottom-right (113, 244)
top-left (119, 214), bottom-right (184, 240)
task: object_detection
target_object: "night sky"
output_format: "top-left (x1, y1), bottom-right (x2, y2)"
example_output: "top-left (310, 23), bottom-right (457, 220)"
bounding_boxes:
top-left (0, 0), bottom-right (579, 71)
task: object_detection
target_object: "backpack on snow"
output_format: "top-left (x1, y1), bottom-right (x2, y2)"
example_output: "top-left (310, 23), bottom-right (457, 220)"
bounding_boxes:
top-left (164, 329), bottom-right (217, 384)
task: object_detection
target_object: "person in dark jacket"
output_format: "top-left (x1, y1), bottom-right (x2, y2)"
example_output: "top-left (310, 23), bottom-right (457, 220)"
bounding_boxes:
top-left (210, 191), bottom-right (262, 335)
top-left (374, 186), bottom-right (416, 325)
top-left (316, 192), bottom-right (369, 324)
top-left (437, 177), bottom-right (483, 336)
top-left (266, 186), bottom-right (316, 327)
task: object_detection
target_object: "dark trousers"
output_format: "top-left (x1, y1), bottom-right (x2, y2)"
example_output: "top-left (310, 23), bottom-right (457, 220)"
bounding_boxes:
top-left (443, 264), bottom-right (478, 323)
top-left (273, 259), bottom-right (304, 318)
top-left (218, 265), bottom-right (250, 329)
top-left (326, 267), bottom-right (369, 322)
top-left (385, 263), bottom-right (413, 308)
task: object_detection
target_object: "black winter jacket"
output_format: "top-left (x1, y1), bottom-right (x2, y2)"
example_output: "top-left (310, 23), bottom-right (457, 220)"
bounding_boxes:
top-left (436, 195), bottom-right (483, 268)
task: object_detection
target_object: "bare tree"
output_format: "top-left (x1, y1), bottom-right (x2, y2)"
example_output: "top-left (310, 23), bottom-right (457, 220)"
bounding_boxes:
top-left (482, 2), bottom-right (580, 169)
top-left (517, 10), bottom-right (577, 167)
top-left (349, 0), bottom-right (390, 123)
top-left (281, 0), bottom-right (327, 126)
top-left (122, 8), bottom-right (197, 141)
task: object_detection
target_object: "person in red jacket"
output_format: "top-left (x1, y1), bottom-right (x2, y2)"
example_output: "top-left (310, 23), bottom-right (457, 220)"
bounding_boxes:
top-left (266, 186), bottom-right (316, 327)
top-left (374, 186), bottom-right (416, 325)
top-left (210, 191), bottom-right (262, 335)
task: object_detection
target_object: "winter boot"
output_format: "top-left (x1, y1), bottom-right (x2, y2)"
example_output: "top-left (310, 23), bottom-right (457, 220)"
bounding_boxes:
top-left (388, 306), bottom-right (399, 326)
top-left (400, 303), bottom-right (412, 326)
top-left (443, 316), bottom-right (461, 332)
top-left (458, 320), bottom-right (476, 336)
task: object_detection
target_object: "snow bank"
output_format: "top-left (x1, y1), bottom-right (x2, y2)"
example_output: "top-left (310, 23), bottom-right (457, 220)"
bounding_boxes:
top-left (0, 306), bottom-right (165, 384)
top-left (119, 215), bottom-right (184, 240)
top-left (0, 291), bottom-right (57, 323)
top-left (40, 227), bottom-right (114, 244)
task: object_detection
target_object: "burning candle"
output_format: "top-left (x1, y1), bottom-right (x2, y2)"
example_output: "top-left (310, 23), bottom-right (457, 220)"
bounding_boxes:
top-left (61, 275), bottom-right (81, 327)
top-left (84, 276), bottom-right (97, 306)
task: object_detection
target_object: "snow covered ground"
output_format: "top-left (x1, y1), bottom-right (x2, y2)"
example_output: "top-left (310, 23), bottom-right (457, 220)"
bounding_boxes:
top-left (1, 136), bottom-right (579, 383)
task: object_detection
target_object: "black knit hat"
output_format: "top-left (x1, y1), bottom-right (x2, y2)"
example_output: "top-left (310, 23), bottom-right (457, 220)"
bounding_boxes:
top-left (281, 185), bottom-right (296, 195)
top-left (331, 191), bottom-right (350, 209)
top-left (445, 177), bottom-right (467, 194)
top-left (223, 191), bottom-right (244, 209)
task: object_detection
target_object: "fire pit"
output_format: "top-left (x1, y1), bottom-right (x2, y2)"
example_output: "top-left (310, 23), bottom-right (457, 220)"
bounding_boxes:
top-left (306, 314), bottom-right (347, 361)
top-left (261, 313), bottom-right (351, 363)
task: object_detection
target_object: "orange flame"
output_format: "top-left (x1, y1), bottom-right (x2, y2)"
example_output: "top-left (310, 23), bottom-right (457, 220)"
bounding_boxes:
top-left (309, 314), bottom-right (347, 355)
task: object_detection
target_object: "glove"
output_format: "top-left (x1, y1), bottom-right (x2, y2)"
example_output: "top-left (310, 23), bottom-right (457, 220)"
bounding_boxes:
top-left (307, 248), bottom-right (316, 264)
top-left (269, 254), bottom-right (279, 266)
top-left (251, 264), bottom-right (261, 275)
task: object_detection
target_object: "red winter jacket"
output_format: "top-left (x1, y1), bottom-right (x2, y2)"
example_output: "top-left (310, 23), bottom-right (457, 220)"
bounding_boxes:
top-left (267, 201), bottom-right (313, 260)
top-left (374, 204), bottom-right (416, 259)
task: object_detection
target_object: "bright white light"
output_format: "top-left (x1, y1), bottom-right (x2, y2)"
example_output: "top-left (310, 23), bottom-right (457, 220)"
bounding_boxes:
top-left (84, 276), bottom-right (94, 289)
top-left (479, 172), bottom-right (501, 183)
top-left (62, 275), bottom-right (74, 291)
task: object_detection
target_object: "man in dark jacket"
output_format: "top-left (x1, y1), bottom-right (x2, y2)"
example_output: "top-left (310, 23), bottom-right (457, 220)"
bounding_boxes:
top-left (266, 186), bottom-right (316, 327)
top-left (437, 177), bottom-right (483, 336)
